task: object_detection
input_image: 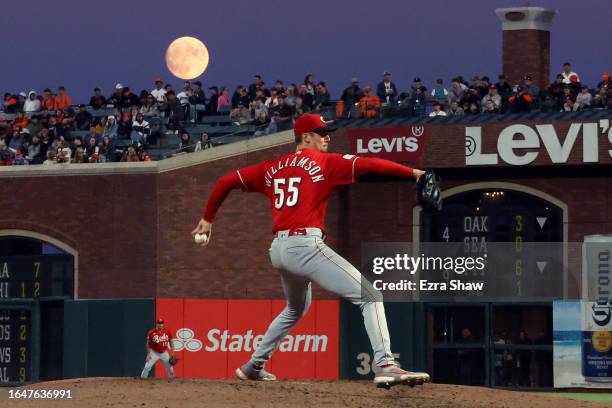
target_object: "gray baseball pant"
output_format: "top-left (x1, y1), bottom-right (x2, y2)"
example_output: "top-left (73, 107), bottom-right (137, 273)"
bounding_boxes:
top-left (141, 350), bottom-right (174, 379)
top-left (250, 229), bottom-right (394, 367)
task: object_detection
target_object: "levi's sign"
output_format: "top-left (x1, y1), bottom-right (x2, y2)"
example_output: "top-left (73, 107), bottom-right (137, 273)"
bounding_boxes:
top-left (348, 126), bottom-right (427, 163)
top-left (465, 120), bottom-right (612, 166)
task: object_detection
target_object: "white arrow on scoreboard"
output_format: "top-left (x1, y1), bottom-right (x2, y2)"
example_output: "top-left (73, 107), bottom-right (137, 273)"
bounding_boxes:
top-left (536, 217), bottom-right (547, 229)
top-left (536, 261), bottom-right (547, 273)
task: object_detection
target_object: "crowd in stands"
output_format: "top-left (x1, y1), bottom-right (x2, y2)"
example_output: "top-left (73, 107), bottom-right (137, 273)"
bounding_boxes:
top-left (1, 62), bottom-right (611, 166)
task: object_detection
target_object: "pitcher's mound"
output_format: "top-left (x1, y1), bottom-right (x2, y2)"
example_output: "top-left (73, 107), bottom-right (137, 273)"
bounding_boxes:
top-left (2, 378), bottom-right (608, 408)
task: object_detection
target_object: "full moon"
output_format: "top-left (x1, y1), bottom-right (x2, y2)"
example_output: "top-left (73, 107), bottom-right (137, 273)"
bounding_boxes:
top-left (165, 36), bottom-right (210, 80)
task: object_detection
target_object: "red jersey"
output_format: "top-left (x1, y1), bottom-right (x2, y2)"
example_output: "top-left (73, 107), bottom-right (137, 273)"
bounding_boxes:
top-left (204, 148), bottom-right (415, 234)
top-left (147, 328), bottom-right (173, 353)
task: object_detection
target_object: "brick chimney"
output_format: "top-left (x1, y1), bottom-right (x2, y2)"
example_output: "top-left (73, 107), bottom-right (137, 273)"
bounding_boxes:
top-left (496, 7), bottom-right (556, 89)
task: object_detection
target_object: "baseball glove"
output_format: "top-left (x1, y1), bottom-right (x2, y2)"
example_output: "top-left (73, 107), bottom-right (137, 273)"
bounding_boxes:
top-left (416, 170), bottom-right (442, 211)
top-left (169, 356), bottom-right (179, 366)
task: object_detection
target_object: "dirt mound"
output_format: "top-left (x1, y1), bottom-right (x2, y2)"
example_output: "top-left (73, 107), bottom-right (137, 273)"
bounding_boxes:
top-left (1, 378), bottom-right (607, 408)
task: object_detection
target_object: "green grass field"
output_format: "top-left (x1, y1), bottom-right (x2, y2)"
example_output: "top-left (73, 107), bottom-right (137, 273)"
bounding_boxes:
top-left (539, 392), bottom-right (612, 404)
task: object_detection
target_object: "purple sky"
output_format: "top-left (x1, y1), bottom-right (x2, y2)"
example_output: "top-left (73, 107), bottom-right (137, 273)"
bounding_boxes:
top-left (1, 0), bottom-right (610, 102)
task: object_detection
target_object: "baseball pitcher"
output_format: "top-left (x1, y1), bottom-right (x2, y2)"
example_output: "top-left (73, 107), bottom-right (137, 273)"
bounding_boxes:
top-left (140, 318), bottom-right (176, 380)
top-left (192, 114), bottom-right (430, 386)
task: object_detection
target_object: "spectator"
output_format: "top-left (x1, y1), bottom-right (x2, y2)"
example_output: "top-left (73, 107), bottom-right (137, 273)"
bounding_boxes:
top-left (119, 87), bottom-right (140, 110)
top-left (561, 62), bottom-right (580, 84)
top-left (8, 129), bottom-right (26, 151)
top-left (190, 81), bottom-right (207, 121)
top-left (448, 78), bottom-right (464, 104)
top-left (271, 97), bottom-right (293, 131)
top-left (121, 144), bottom-right (140, 162)
top-left (140, 95), bottom-right (160, 117)
top-left (304, 74), bottom-right (316, 97)
top-left (357, 85), bottom-right (381, 119)
top-left (195, 132), bottom-right (212, 150)
top-left (86, 126), bottom-right (100, 145)
top-left (477, 76), bottom-right (491, 99)
top-left (56, 140), bottom-right (71, 163)
top-left (495, 74), bottom-right (513, 112)
top-left (483, 99), bottom-right (500, 114)
top-left (265, 111), bottom-right (281, 134)
top-left (294, 96), bottom-right (310, 118)
top-left (0, 139), bottom-right (15, 165)
top-left (248, 74), bottom-right (263, 100)
top-left (130, 112), bottom-right (150, 145)
top-left (265, 89), bottom-right (280, 110)
top-left (429, 101), bottom-right (447, 117)
top-left (252, 111), bottom-right (271, 136)
top-left (461, 88), bottom-right (480, 111)
top-left (548, 74), bottom-right (566, 111)
top-left (250, 98), bottom-right (268, 120)
top-left (166, 91), bottom-right (183, 132)
top-left (137, 144), bottom-right (151, 161)
top-left (55, 86), bottom-right (72, 110)
top-left (42, 149), bottom-right (57, 165)
top-left (217, 87), bottom-right (231, 112)
top-left (107, 84), bottom-right (123, 107)
top-left (89, 87), bottom-right (107, 109)
top-left (576, 86), bottom-right (592, 110)
top-left (41, 88), bottom-right (55, 111)
top-left (403, 86), bottom-right (427, 117)
top-left (447, 100), bottom-right (465, 116)
top-left (151, 78), bottom-right (167, 102)
top-left (177, 81), bottom-right (192, 121)
top-left (563, 96), bottom-right (579, 112)
top-left (377, 71), bottom-right (398, 104)
top-left (177, 131), bottom-right (193, 153)
top-left (0, 116), bottom-right (9, 137)
top-left (26, 115), bottom-right (43, 138)
top-left (508, 86), bottom-right (533, 112)
top-left (340, 78), bottom-right (364, 117)
top-left (298, 84), bottom-right (314, 110)
top-left (16, 92), bottom-right (27, 111)
top-left (229, 105), bottom-right (251, 125)
top-left (84, 136), bottom-right (100, 162)
top-left (466, 102), bottom-right (480, 115)
top-left (522, 75), bottom-right (540, 101)
top-left (103, 115), bottom-right (119, 140)
top-left (273, 80), bottom-right (286, 96)
top-left (207, 86), bottom-right (219, 114)
top-left (481, 85), bottom-right (501, 112)
top-left (430, 79), bottom-right (449, 107)
top-left (12, 111), bottom-right (29, 130)
top-left (3, 93), bottom-right (18, 113)
top-left (71, 146), bottom-right (85, 163)
top-left (285, 85), bottom-right (297, 107)
top-left (410, 77), bottom-right (427, 99)
top-left (232, 86), bottom-right (244, 108)
top-left (97, 136), bottom-right (114, 162)
top-left (24, 91), bottom-right (41, 113)
top-left (75, 104), bottom-right (93, 130)
top-left (313, 82), bottom-right (330, 113)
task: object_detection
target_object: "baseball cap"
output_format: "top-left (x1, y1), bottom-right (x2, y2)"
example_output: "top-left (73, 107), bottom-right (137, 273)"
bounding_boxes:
top-left (293, 113), bottom-right (337, 136)
top-left (115, 83), bottom-right (123, 90)
top-left (413, 77), bottom-right (422, 83)
top-left (351, 77), bottom-right (359, 83)
top-left (602, 72), bottom-right (611, 81)
top-left (157, 318), bottom-right (164, 324)
top-left (383, 71), bottom-right (391, 76)
top-left (489, 84), bottom-right (497, 90)
top-left (155, 77), bottom-right (163, 83)
top-left (19, 92), bottom-right (27, 97)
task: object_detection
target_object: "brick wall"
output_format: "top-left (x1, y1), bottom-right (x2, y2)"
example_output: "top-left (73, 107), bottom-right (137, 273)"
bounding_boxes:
top-left (502, 30), bottom-right (551, 88)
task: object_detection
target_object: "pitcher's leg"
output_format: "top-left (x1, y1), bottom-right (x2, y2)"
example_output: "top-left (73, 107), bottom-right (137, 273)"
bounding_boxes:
top-left (250, 272), bottom-right (311, 366)
top-left (308, 238), bottom-right (394, 366)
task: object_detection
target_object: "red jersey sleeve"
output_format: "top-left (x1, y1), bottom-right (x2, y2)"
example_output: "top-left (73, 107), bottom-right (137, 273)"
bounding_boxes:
top-left (323, 153), bottom-right (360, 185)
top-left (236, 161), bottom-right (269, 194)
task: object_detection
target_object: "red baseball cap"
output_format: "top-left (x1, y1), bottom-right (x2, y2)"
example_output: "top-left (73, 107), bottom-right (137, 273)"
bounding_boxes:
top-left (157, 318), bottom-right (164, 324)
top-left (155, 77), bottom-right (163, 83)
top-left (293, 114), bottom-right (337, 136)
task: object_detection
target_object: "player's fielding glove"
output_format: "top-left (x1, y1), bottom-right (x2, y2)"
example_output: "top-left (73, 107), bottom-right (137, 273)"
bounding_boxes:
top-left (417, 170), bottom-right (442, 211)
top-left (169, 356), bottom-right (179, 366)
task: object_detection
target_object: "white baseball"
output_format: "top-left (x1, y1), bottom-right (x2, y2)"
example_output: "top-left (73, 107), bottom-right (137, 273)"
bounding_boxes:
top-left (194, 233), bottom-right (208, 244)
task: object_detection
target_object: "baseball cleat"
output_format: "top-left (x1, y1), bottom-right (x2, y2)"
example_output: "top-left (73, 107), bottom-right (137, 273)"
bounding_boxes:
top-left (235, 363), bottom-right (277, 381)
top-left (373, 362), bottom-right (430, 388)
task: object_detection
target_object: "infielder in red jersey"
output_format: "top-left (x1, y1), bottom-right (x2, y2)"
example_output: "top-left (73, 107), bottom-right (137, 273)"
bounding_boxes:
top-left (140, 318), bottom-right (175, 379)
top-left (192, 114), bottom-right (430, 386)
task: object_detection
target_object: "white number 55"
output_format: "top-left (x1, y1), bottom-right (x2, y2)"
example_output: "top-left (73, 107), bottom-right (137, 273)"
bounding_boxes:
top-left (274, 177), bottom-right (302, 209)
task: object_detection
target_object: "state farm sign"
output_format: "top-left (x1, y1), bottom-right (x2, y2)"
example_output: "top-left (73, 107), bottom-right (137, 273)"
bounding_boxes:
top-left (466, 120), bottom-right (612, 166)
top-left (347, 126), bottom-right (427, 163)
top-left (155, 299), bottom-right (339, 380)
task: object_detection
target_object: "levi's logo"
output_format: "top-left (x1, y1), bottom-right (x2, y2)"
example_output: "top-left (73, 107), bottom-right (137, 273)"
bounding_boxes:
top-left (356, 136), bottom-right (418, 154)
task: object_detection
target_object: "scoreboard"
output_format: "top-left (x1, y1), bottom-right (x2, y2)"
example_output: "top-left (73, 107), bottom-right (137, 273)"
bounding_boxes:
top-left (420, 189), bottom-right (564, 300)
top-left (0, 255), bottom-right (73, 299)
top-left (0, 255), bottom-right (72, 385)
